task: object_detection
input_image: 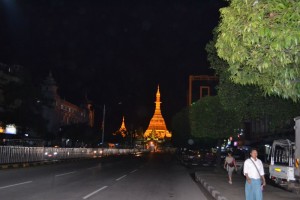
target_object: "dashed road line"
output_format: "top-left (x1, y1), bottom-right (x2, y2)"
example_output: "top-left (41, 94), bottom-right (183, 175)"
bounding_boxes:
top-left (55, 171), bottom-right (76, 177)
top-left (82, 186), bottom-right (108, 199)
top-left (116, 174), bottom-right (127, 181)
top-left (0, 181), bottom-right (33, 190)
top-left (130, 169), bottom-right (138, 173)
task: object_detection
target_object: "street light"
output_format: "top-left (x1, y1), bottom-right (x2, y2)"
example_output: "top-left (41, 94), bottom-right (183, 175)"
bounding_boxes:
top-left (100, 102), bottom-right (122, 146)
top-left (101, 104), bottom-right (105, 145)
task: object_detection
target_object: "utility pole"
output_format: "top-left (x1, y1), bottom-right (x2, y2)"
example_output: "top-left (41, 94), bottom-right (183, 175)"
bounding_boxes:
top-left (101, 104), bottom-right (106, 145)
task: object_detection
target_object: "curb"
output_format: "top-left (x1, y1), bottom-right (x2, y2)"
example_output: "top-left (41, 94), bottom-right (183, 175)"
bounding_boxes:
top-left (0, 161), bottom-right (60, 169)
top-left (195, 173), bottom-right (228, 200)
top-left (0, 154), bottom-right (131, 170)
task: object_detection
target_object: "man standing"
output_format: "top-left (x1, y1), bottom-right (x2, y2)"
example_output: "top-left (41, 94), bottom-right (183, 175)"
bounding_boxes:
top-left (243, 149), bottom-right (266, 200)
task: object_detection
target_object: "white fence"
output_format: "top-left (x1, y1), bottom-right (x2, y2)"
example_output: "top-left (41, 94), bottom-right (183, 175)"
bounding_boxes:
top-left (0, 146), bottom-right (144, 164)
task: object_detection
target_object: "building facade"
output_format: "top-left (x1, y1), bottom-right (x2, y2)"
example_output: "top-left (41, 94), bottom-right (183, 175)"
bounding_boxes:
top-left (41, 73), bottom-right (94, 134)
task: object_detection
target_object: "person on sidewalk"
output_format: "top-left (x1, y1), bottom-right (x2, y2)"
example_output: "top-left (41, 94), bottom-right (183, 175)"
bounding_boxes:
top-left (223, 151), bottom-right (237, 184)
top-left (243, 149), bottom-right (266, 200)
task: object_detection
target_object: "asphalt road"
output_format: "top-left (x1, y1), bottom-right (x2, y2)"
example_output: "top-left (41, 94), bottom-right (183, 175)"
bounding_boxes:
top-left (0, 152), bottom-right (208, 200)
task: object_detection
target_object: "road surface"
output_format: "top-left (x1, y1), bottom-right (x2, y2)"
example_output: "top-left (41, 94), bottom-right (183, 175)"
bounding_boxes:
top-left (0, 152), bottom-right (208, 200)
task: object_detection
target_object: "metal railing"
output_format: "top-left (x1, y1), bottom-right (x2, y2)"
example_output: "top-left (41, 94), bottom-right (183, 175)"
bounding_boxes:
top-left (0, 146), bottom-right (145, 164)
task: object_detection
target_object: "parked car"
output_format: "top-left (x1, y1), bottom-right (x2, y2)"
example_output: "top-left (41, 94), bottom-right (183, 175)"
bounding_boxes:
top-left (180, 149), bottom-right (203, 166)
top-left (200, 150), bottom-right (216, 166)
top-left (233, 149), bottom-right (247, 173)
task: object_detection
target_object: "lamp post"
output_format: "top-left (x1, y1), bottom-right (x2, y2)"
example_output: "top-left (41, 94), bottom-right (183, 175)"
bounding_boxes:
top-left (100, 101), bottom-right (122, 147)
top-left (101, 104), bottom-right (105, 145)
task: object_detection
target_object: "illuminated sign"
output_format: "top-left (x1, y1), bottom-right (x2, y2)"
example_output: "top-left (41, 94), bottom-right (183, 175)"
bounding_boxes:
top-left (0, 126), bottom-right (4, 134)
top-left (5, 124), bottom-right (17, 135)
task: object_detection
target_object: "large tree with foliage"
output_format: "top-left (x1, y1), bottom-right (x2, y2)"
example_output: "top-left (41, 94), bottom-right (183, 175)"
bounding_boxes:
top-left (190, 96), bottom-right (240, 166)
top-left (189, 96), bottom-right (240, 139)
top-left (216, 0), bottom-right (300, 101)
top-left (0, 66), bottom-right (47, 137)
top-left (207, 29), bottom-right (300, 131)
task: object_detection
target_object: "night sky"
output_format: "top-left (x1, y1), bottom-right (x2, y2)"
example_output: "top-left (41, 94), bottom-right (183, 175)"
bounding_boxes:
top-left (0, 0), bottom-right (227, 132)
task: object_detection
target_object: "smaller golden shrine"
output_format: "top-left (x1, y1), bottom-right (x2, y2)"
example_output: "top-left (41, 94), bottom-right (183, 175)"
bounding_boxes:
top-left (113, 116), bottom-right (127, 138)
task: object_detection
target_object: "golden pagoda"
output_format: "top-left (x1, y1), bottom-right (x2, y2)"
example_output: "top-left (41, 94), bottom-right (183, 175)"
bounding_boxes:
top-left (113, 116), bottom-right (127, 138)
top-left (144, 86), bottom-right (172, 140)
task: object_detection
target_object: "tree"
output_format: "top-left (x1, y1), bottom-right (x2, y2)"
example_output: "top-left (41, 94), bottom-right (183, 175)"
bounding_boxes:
top-left (207, 28), bottom-right (300, 131)
top-left (171, 107), bottom-right (191, 147)
top-left (189, 96), bottom-right (240, 139)
top-left (0, 65), bottom-right (47, 137)
top-left (217, 79), bottom-right (300, 131)
top-left (216, 0), bottom-right (300, 101)
top-left (190, 96), bottom-right (240, 167)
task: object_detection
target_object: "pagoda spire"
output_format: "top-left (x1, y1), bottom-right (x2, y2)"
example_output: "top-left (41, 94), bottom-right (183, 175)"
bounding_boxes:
top-left (154, 85), bottom-right (161, 114)
top-left (112, 116), bottom-right (127, 138)
top-left (119, 116), bottom-right (127, 131)
top-left (144, 85), bottom-right (172, 140)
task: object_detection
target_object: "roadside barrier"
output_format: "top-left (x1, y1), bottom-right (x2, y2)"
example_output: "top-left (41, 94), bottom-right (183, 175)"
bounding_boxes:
top-left (0, 146), bottom-right (144, 164)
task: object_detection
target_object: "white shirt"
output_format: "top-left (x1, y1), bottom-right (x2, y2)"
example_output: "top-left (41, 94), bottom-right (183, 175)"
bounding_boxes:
top-left (243, 158), bottom-right (265, 179)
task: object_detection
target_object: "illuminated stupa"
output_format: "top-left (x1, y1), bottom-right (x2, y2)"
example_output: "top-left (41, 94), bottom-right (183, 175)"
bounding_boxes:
top-left (113, 116), bottom-right (127, 138)
top-left (144, 86), bottom-right (172, 140)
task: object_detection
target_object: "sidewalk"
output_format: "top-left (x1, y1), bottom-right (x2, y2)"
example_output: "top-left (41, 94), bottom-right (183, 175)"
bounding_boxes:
top-left (195, 168), bottom-right (299, 200)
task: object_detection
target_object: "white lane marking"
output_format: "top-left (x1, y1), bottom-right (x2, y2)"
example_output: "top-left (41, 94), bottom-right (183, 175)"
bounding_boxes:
top-left (82, 186), bottom-right (108, 199)
top-left (55, 171), bottom-right (76, 177)
top-left (130, 169), bottom-right (138, 173)
top-left (0, 181), bottom-right (32, 190)
top-left (116, 174), bottom-right (127, 181)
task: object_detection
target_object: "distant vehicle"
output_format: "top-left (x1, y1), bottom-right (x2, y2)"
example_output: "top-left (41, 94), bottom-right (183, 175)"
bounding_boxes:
top-left (269, 117), bottom-right (300, 191)
top-left (201, 150), bottom-right (216, 166)
top-left (178, 149), bottom-right (218, 166)
top-left (44, 151), bottom-right (58, 159)
top-left (180, 149), bottom-right (203, 166)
